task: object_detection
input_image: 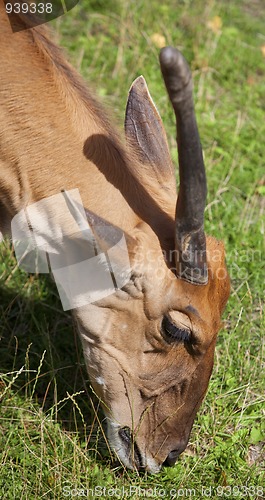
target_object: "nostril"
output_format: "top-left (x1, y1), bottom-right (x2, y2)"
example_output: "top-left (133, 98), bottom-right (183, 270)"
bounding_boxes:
top-left (163, 442), bottom-right (187, 467)
top-left (164, 449), bottom-right (180, 466)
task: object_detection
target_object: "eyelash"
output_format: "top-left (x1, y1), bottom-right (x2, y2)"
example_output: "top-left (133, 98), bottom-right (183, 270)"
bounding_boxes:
top-left (161, 315), bottom-right (191, 344)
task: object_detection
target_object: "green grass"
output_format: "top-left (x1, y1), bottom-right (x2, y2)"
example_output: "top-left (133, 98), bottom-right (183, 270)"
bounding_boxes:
top-left (0, 0), bottom-right (264, 498)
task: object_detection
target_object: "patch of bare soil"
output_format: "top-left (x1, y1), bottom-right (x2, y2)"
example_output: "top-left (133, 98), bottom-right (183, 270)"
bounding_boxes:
top-left (242, 0), bottom-right (265, 19)
top-left (247, 442), bottom-right (265, 467)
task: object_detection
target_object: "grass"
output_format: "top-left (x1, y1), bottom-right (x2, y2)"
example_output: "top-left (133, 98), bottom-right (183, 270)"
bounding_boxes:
top-left (0, 0), bottom-right (264, 498)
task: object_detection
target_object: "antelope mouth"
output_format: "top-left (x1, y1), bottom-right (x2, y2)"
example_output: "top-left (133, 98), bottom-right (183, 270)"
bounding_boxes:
top-left (107, 420), bottom-right (161, 474)
top-left (118, 426), bottom-right (143, 470)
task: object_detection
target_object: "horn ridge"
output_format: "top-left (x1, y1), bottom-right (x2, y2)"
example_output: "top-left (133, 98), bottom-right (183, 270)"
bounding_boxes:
top-left (159, 47), bottom-right (208, 285)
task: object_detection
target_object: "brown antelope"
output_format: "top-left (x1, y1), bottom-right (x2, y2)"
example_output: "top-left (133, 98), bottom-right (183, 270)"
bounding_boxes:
top-left (0, 5), bottom-right (230, 473)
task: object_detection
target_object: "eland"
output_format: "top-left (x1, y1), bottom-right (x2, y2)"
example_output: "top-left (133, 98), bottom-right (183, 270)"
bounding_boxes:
top-left (0, 5), bottom-right (230, 473)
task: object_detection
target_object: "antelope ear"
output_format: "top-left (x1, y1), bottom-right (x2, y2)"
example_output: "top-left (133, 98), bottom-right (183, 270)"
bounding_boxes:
top-left (125, 76), bottom-right (175, 188)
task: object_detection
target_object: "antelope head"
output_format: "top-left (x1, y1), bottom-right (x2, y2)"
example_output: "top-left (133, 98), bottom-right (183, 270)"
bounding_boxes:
top-left (73, 48), bottom-right (230, 473)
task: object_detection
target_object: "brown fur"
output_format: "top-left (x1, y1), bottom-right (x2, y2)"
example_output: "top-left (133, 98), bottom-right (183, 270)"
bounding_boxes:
top-left (0, 5), bottom-right (230, 472)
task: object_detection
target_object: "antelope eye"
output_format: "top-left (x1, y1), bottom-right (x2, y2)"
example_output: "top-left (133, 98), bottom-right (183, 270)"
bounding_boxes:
top-left (161, 315), bottom-right (191, 344)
